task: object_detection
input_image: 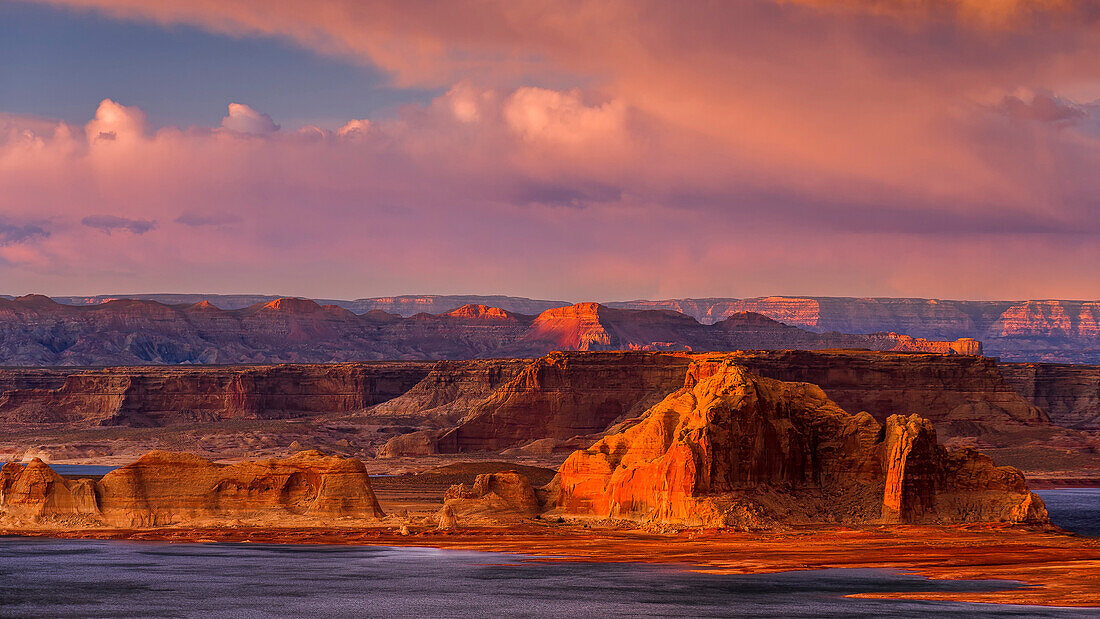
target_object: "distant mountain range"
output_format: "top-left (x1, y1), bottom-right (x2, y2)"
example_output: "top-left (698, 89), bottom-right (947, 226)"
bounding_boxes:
top-left (0, 296), bottom-right (972, 366)
top-left (40, 294), bottom-right (569, 316)
top-left (4, 292), bottom-right (1099, 363)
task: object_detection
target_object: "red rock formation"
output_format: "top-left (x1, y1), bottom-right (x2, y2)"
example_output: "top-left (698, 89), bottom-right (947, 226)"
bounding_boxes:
top-left (0, 451), bottom-right (384, 527)
top-left (443, 471), bottom-right (541, 518)
top-left (0, 459), bottom-right (98, 523)
top-left (556, 360), bottom-right (1047, 528)
top-left (443, 304), bottom-right (524, 321)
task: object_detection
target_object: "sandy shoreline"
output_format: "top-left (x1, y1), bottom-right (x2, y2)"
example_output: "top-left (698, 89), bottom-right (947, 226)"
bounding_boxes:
top-left (4, 523), bottom-right (1098, 608)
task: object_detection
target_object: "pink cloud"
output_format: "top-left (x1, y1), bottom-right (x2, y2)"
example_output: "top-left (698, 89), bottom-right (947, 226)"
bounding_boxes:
top-left (4, 1), bottom-right (1100, 298)
top-left (221, 103), bottom-right (280, 134)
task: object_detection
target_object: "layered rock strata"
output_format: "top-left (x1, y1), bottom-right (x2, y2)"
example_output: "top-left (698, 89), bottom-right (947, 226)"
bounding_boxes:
top-left (432, 352), bottom-right (694, 453)
top-left (0, 451), bottom-right (384, 527)
top-left (998, 362), bottom-right (1100, 431)
top-left (723, 350), bottom-right (1049, 441)
top-left (556, 360), bottom-right (1047, 528)
top-left (0, 363), bottom-right (433, 426)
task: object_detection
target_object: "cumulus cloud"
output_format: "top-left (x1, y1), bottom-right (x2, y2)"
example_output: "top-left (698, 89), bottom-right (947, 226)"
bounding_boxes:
top-left (86, 98), bottom-right (145, 143)
top-left (81, 215), bottom-right (157, 234)
top-left (335, 119), bottom-right (371, 138)
top-left (221, 103), bottom-right (279, 134)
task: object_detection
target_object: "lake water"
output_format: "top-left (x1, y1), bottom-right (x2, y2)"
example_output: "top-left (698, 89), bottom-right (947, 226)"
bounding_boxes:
top-left (0, 538), bottom-right (1092, 618)
top-left (0, 475), bottom-right (1094, 616)
top-left (1035, 489), bottom-right (1100, 537)
top-left (49, 464), bottom-right (118, 477)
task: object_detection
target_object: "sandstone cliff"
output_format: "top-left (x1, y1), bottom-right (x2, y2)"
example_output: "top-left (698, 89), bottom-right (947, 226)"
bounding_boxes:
top-left (0, 363), bottom-right (433, 426)
top-left (999, 362), bottom-right (1100, 430)
top-left (556, 360), bottom-right (1047, 528)
top-left (432, 352), bottom-right (694, 453)
top-left (365, 359), bottom-right (528, 427)
top-left (723, 350), bottom-right (1050, 442)
top-left (0, 451), bottom-right (384, 527)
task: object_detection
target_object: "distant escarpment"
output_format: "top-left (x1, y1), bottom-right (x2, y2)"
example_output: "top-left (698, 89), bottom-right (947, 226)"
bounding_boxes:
top-left (0, 363), bottom-right (433, 426)
top-left (556, 360), bottom-right (1048, 528)
top-left (608, 297), bottom-right (1100, 363)
top-left (0, 451), bottom-right (384, 527)
top-left (51, 293), bottom-right (571, 316)
top-left (38, 293), bottom-right (1100, 362)
top-left (0, 295), bottom-right (977, 365)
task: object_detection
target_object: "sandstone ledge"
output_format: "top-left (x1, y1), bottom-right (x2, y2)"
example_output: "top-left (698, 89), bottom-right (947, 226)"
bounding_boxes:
top-left (0, 450), bottom-right (384, 528)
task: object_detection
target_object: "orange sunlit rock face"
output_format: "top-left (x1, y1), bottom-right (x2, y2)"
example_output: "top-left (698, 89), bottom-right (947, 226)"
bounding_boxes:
top-left (0, 451), bottom-right (384, 527)
top-left (556, 359), bottom-right (1047, 528)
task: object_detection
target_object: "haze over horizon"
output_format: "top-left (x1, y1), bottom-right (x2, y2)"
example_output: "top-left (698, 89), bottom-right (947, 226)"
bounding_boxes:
top-left (4, 1), bottom-right (1100, 300)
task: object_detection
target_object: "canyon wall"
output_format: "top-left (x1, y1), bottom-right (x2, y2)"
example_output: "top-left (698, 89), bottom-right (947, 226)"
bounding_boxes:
top-left (723, 351), bottom-right (1050, 441)
top-left (0, 363), bottom-right (433, 426)
top-left (433, 352), bottom-right (694, 453)
top-left (555, 360), bottom-right (1047, 528)
top-left (999, 363), bottom-right (1100, 431)
top-left (2, 351), bottom-right (1083, 453)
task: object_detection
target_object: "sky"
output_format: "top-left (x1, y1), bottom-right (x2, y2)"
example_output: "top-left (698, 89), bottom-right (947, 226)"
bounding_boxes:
top-left (2, 0), bottom-right (1100, 301)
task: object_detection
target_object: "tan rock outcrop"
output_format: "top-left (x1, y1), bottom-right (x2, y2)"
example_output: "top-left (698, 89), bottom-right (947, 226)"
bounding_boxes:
top-left (0, 459), bottom-right (98, 523)
top-left (0, 451), bottom-right (384, 527)
top-left (436, 504), bottom-right (458, 530)
top-left (444, 471), bottom-right (540, 518)
top-left (556, 359), bottom-right (1047, 528)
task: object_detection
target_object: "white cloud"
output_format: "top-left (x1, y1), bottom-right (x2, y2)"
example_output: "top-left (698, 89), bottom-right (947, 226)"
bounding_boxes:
top-left (221, 103), bottom-right (280, 134)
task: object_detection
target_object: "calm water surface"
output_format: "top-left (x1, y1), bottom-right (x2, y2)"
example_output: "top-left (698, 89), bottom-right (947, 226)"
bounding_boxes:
top-left (0, 537), bottom-right (1093, 618)
top-left (1, 477), bottom-right (1094, 617)
top-left (1036, 489), bottom-right (1100, 537)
